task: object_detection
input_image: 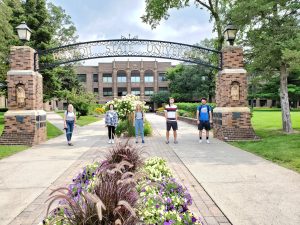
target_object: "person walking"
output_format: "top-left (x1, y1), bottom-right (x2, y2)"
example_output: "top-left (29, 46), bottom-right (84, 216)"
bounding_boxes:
top-left (105, 104), bottom-right (118, 144)
top-left (197, 97), bottom-right (212, 144)
top-left (134, 104), bottom-right (145, 144)
top-left (63, 104), bottom-right (76, 146)
top-left (164, 97), bottom-right (178, 144)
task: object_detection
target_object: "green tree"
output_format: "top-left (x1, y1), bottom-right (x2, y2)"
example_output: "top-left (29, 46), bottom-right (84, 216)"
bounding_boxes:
top-left (142, 0), bottom-right (231, 50)
top-left (230, 0), bottom-right (300, 133)
top-left (166, 64), bottom-right (212, 101)
top-left (47, 2), bottom-right (78, 46)
top-left (151, 92), bottom-right (171, 106)
top-left (60, 89), bottom-right (97, 118)
top-left (0, 0), bottom-right (22, 94)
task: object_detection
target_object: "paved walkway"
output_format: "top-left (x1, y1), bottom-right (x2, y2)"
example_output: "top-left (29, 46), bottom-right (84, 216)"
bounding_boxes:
top-left (0, 112), bottom-right (299, 225)
top-left (0, 112), bottom-right (108, 225)
top-left (147, 113), bottom-right (300, 225)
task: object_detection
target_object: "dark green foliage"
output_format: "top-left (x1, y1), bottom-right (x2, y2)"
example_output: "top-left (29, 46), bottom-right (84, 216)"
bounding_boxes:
top-left (151, 92), bottom-right (170, 106)
top-left (167, 64), bottom-right (215, 102)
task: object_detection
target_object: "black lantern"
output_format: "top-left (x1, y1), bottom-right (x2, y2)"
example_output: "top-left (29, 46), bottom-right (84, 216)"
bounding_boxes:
top-left (224, 23), bottom-right (238, 46)
top-left (16, 21), bottom-right (32, 42)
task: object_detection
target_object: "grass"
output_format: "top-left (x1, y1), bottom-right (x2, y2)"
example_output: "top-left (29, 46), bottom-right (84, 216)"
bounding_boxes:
top-left (231, 110), bottom-right (300, 173)
top-left (47, 121), bottom-right (63, 140)
top-left (0, 112), bottom-right (63, 159)
top-left (56, 111), bottom-right (102, 126)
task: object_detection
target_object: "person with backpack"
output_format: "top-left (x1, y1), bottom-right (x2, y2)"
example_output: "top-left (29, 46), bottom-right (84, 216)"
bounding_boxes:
top-left (133, 104), bottom-right (145, 144)
top-left (105, 104), bottom-right (118, 144)
top-left (197, 97), bottom-right (212, 144)
top-left (63, 104), bottom-right (76, 146)
top-left (165, 97), bottom-right (178, 144)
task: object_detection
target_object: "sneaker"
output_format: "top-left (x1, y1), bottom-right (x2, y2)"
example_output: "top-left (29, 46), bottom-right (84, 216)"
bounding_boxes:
top-left (206, 139), bottom-right (210, 144)
top-left (68, 143), bottom-right (73, 146)
top-left (108, 139), bottom-right (112, 144)
top-left (111, 139), bottom-right (114, 144)
top-left (199, 140), bottom-right (202, 144)
top-left (142, 140), bottom-right (145, 144)
top-left (135, 139), bottom-right (138, 144)
top-left (174, 141), bottom-right (178, 144)
top-left (166, 140), bottom-right (169, 144)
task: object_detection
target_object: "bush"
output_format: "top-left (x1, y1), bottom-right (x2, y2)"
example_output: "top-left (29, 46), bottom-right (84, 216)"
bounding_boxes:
top-left (116, 119), bottom-right (152, 137)
top-left (0, 108), bottom-right (8, 112)
top-left (177, 102), bottom-right (215, 118)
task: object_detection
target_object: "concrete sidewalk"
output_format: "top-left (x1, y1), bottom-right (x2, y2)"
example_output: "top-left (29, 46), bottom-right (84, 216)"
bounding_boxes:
top-left (0, 113), bottom-right (106, 225)
top-left (147, 113), bottom-right (300, 225)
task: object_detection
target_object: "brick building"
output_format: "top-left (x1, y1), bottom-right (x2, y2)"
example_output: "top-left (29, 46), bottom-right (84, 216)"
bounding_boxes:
top-left (57, 60), bottom-right (171, 109)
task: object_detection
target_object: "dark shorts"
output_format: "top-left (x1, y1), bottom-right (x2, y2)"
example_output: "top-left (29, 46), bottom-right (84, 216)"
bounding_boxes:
top-left (166, 120), bottom-right (178, 131)
top-left (198, 121), bottom-right (210, 131)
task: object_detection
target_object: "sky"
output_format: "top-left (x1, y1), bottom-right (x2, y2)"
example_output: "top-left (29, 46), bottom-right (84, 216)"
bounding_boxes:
top-left (48, 0), bottom-right (215, 65)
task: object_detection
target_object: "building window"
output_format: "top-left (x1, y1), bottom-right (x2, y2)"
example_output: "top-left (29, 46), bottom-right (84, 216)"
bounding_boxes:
top-left (93, 74), bottom-right (99, 82)
top-left (103, 73), bottom-right (112, 83)
top-left (118, 87), bottom-right (127, 96)
top-left (93, 88), bottom-right (99, 93)
top-left (145, 70), bottom-right (154, 82)
top-left (103, 88), bottom-right (113, 96)
top-left (145, 87), bottom-right (154, 96)
top-left (159, 87), bottom-right (168, 92)
top-left (117, 70), bottom-right (127, 83)
top-left (77, 74), bottom-right (86, 82)
top-left (131, 88), bottom-right (140, 96)
top-left (131, 70), bottom-right (140, 83)
top-left (159, 72), bottom-right (167, 81)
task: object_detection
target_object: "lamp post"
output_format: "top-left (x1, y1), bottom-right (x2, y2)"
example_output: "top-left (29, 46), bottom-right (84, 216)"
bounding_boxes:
top-left (16, 21), bottom-right (32, 42)
top-left (224, 23), bottom-right (238, 46)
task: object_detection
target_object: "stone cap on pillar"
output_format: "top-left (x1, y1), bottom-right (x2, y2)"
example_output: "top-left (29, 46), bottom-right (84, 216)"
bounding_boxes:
top-left (222, 46), bottom-right (244, 69)
top-left (9, 46), bottom-right (36, 71)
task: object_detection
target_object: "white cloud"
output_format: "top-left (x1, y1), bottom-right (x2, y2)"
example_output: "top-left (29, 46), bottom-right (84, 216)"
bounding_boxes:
top-left (49, 0), bottom-right (216, 65)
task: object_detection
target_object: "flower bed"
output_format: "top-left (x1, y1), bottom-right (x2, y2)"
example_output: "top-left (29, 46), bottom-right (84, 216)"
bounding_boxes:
top-left (43, 143), bottom-right (202, 225)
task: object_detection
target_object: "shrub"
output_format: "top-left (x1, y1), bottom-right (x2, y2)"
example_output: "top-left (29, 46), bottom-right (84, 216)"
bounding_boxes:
top-left (116, 119), bottom-right (152, 137)
top-left (144, 120), bottom-right (152, 136)
top-left (105, 94), bottom-right (148, 121)
top-left (0, 108), bottom-right (8, 112)
top-left (176, 102), bottom-right (216, 118)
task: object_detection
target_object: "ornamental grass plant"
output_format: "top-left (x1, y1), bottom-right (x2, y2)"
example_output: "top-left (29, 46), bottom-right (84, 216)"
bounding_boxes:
top-left (43, 142), bottom-right (203, 225)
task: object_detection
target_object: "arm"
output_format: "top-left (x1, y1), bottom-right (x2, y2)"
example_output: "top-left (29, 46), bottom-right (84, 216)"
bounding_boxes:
top-left (74, 113), bottom-right (77, 126)
top-left (63, 112), bottom-right (67, 128)
top-left (196, 109), bottom-right (200, 124)
top-left (176, 109), bottom-right (178, 121)
top-left (115, 112), bottom-right (118, 126)
top-left (164, 107), bottom-right (167, 120)
top-left (209, 110), bottom-right (213, 123)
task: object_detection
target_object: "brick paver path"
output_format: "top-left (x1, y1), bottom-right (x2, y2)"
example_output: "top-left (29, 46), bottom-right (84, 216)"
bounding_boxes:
top-left (3, 113), bottom-right (300, 225)
top-left (147, 113), bottom-right (300, 225)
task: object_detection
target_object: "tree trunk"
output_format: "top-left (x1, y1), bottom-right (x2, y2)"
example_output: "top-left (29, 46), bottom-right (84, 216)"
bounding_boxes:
top-left (279, 64), bottom-right (293, 133)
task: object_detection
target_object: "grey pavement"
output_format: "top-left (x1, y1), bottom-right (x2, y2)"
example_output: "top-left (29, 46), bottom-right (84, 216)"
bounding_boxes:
top-left (1, 112), bottom-right (300, 225)
top-left (0, 112), bottom-right (106, 225)
top-left (147, 113), bottom-right (300, 225)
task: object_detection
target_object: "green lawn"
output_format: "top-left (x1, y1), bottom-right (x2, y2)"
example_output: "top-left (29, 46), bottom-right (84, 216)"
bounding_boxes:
top-left (47, 121), bottom-right (63, 139)
top-left (56, 111), bottom-right (102, 126)
top-left (0, 112), bottom-right (63, 159)
top-left (232, 110), bottom-right (300, 172)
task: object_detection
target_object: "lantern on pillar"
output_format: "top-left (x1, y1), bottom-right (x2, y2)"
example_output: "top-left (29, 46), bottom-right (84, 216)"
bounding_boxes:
top-left (16, 21), bottom-right (32, 42)
top-left (224, 23), bottom-right (238, 46)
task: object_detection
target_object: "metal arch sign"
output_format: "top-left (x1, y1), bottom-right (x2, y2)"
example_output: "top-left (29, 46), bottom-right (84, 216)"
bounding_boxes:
top-left (36, 38), bottom-right (222, 70)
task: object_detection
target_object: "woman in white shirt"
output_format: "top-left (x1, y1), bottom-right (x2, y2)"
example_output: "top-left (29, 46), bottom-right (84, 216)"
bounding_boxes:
top-left (63, 104), bottom-right (76, 146)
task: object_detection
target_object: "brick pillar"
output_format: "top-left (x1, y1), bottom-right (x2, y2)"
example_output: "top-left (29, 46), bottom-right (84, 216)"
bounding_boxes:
top-left (0, 46), bottom-right (47, 146)
top-left (213, 46), bottom-right (258, 141)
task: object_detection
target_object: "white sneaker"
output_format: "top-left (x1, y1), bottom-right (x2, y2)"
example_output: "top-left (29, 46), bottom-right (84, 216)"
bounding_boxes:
top-left (108, 139), bottom-right (112, 144)
top-left (199, 140), bottom-right (202, 143)
top-left (111, 139), bottom-right (114, 144)
top-left (206, 139), bottom-right (210, 144)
